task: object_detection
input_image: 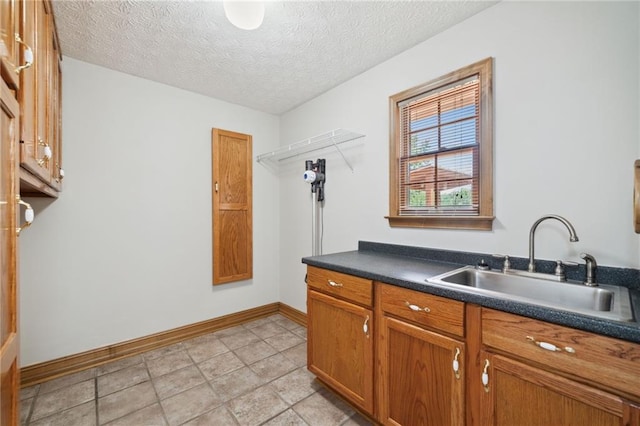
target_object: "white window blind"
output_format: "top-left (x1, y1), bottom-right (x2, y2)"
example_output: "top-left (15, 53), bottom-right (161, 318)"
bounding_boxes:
top-left (398, 75), bottom-right (480, 216)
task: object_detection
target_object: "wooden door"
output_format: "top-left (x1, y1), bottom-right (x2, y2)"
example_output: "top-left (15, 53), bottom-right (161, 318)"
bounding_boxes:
top-left (307, 289), bottom-right (374, 414)
top-left (211, 128), bottom-right (252, 284)
top-left (0, 69), bottom-right (19, 426)
top-left (479, 352), bottom-right (639, 426)
top-left (378, 315), bottom-right (465, 426)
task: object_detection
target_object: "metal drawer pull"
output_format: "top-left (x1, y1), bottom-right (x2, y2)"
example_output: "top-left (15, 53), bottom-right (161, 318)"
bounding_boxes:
top-left (452, 347), bottom-right (461, 379)
top-left (363, 315), bottom-right (370, 338)
top-left (482, 359), bottom-right (490, 392)
top-left (526, 336), bottom-right (576, 354)
top-left (405, 301), bottom-right (430, 313)
top-left (327, 280), bottom-right (343, 288)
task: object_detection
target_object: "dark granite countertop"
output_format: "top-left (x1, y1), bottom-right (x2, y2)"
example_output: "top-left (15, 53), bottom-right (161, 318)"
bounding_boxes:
top-left (302, 241), bottom-right (640, 344)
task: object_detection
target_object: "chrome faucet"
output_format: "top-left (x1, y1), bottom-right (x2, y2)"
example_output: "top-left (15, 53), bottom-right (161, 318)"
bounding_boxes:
top-left (528, 215), bottom-right (579, 272)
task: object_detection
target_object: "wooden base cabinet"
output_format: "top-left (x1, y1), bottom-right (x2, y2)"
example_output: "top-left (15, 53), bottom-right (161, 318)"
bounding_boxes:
top-left (305, 266), bottom-right (640, 426)
top-left (478, 308), bottom-right (640, 426)
top-left (478, 352), bottom-right (640, 426)
top-left (377, 283), bottom-right (465, 426)
top-left (306, 266), bottom-right (374, 415)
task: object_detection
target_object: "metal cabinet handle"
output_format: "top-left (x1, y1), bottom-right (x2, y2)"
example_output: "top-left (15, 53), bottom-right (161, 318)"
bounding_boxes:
top-left (37, 138), bottom-right (52, 167)
top-left (452, 347), bottom-right (461, 379)
top-left (55, 163), bottom-right (65, 182)
top-left (482, 359), bottom-right (490, 392)
top-left (405, 301), bottom-right (430, 313)
top-left (327, 280), bottom-right (343, 288)
top-left (526, 336), bottom-right (576, 354)
top-left (16, 196), bottom-right (34, 235)
top-left (363, 315), bottom-right (370, 338)
top-left (14, 33), bottom-right (34, 74)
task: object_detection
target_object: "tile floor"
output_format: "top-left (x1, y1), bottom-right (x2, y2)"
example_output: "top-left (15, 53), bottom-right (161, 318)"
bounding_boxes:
top-left (19, 314), bottom-right (373, 426)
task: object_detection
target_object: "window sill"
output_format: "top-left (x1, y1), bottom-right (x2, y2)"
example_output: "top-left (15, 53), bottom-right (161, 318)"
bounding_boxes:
top-left (385, 215), bottom-right (495, 231)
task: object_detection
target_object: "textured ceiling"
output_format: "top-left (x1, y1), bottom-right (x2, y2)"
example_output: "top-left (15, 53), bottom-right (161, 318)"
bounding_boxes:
top-left (53, 1), bottom-right (497, 115)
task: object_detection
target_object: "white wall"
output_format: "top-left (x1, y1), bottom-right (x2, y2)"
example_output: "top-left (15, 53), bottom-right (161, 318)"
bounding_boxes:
top-left (19, 58), bottom-right (281, 366)
top-left (279, 1), bottom-right (640, 312)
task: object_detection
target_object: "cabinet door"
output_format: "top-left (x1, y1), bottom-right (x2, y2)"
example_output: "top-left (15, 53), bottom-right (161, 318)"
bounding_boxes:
top-left (46, 29), bottom-right (61, 190)
top-left (0, 72), bottom-right (19, 426)
top-left (307, 289), bottom-right (374, 414)
top-left (211, 128), bottom-right (252, 284)
top-left (378, 315), bottom-right (465, 426)
top-left (479, 352), bottom-right (639, 426)
top-left (18, 0), bottom-right (52, 184)
top-left (0, 0), bottom-right (20, 89)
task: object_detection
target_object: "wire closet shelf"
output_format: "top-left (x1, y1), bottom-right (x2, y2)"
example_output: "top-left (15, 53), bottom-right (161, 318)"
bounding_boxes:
top-left (256, 129), bottom-right (365, 172)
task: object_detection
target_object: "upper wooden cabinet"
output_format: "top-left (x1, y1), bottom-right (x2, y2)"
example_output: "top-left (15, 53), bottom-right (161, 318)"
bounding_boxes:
top-left (1, 0), bottom-right (64, 197)
top-left (18, 0), bottom-right (62, 196)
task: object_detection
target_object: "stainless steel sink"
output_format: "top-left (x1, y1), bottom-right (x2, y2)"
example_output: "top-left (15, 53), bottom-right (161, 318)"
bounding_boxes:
top-left (428, 266), bottom-right (634, 321)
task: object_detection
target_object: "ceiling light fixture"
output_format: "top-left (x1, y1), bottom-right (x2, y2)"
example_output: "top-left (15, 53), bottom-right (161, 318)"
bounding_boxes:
top-left (223, 1), bottom-right (265, 30)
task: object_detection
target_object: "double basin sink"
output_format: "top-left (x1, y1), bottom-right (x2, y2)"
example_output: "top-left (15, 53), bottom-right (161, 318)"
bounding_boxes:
top-left (428, 266), bottom-right (634, 322)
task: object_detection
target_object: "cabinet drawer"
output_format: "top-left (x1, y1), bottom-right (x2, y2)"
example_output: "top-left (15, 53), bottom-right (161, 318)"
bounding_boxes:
top-left (307, 266), bottom-right (372, 307)
top-left (378, 283), bottom-right (465, 337)
top-left (482, 308), bottom-right (640, 400)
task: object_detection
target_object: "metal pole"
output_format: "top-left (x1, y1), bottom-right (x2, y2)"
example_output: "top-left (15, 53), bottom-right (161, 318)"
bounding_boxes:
top-left (311, 196), bottom-right (321, 256)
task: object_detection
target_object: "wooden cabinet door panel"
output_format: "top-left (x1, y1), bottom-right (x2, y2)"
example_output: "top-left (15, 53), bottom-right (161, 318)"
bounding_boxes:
top-left (19, 0), bottom-right (52, 184)
top-left (307, 289), bottom-right (374, 414)
top-left (212, 128), bottom-right (252, 285)
top-left (47, 33), bottom-right (61, 190)
top-left (216, 210), bottom-right (250, 282)
top-left (480, 353), bottom-right (629, 426)
top-left (0, 0), bottom-right (20, 89)
top-left (378, 315), bottom-right (465, 426)
top-left (0, 72), bottom-right (19, 426)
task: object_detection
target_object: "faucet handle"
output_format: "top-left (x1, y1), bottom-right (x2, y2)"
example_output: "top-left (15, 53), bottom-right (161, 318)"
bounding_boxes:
top-left (580, 253), bottom-right (598, 286)
top-left (554, 261), bottom-right (565, 281)
top-left (554, 260), bottom-right (578, 281)
top-left (492, 254), bottom-right (511, 272)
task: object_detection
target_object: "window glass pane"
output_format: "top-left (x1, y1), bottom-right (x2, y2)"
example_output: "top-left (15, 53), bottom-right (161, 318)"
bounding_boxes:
top-left (403, 183), bottom-right (436, 208)
top-left (438, 179), bottom-right (475, 208)
top-left (407, 156), bottom-right (435, 183)
top-left (404, 99), bottom-right (438, 131)
top-left (440, 89), bottom-right (477, 124)
top-left (409, 129), bottom-right (438, 155)
top-left (437, 149), bottom-right (474, 178)
top-left (441, 118), bottom-right (477, 150)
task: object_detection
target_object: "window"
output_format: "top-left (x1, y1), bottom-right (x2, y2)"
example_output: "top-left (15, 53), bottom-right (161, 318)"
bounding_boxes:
top-left (387, 57), bottom-right (494, 230)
